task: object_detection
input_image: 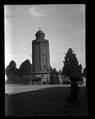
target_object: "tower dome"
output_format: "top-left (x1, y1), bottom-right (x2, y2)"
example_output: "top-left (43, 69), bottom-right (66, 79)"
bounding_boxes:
top-left (35, 29), bottom-right (45, 39)
top-left (36, 29), bottom-right (45, 35)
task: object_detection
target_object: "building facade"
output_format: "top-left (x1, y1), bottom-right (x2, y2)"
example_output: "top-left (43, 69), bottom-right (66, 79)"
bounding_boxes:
top-left (32, 30), bottom-right (50, 74)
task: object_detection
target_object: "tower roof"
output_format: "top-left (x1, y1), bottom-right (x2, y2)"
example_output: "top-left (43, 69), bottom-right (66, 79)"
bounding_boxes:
top-left (36, 29), bottom-right (45, 35)
top-left (35, 28), bottom-right (45, 39)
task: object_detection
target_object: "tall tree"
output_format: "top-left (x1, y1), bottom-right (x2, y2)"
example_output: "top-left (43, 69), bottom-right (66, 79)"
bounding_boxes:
top-left (5, 60), bottom-right (17, 82)
top-left (62, 48), bottom-right (82, 82)
top-left (19, 59), bottom-right (32, 76)
top-left (14, 68), bottom-right (20, 82)
top-left (19, 59), bottom-right (32, 84)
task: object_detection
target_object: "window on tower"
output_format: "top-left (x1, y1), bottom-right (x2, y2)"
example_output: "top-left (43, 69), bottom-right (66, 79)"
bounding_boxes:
top-left (42, 45), bottom-right (47, 55)
top-left (43, 55), bottom-right (46, 60)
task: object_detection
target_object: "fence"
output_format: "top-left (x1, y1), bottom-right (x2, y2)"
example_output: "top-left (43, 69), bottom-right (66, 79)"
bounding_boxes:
top-left (19, 72), bottom-right (70, 85)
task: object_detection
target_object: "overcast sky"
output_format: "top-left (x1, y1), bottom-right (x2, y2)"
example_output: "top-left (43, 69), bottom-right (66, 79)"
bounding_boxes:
top-left (5, 4), bottom-right (85, 71)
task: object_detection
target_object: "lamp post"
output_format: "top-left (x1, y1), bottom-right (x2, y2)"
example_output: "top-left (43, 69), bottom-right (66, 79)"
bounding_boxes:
top-left (46, 61), bottom-right (48, 84)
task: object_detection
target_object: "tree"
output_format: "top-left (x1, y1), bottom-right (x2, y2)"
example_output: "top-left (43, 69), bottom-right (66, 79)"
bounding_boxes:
top-left (62, 48), bottom-right (82, 82)
top-left (83, 67), bottom-right (86, 78)
top-left (14, 68), bottom-right (20, 83)
top-left (78, 64), bottom-right (83, 82)
top-left (59, 70), bottom-right (62, 74)
top-left (5, 60), bottom-right (17, 82)
top-left (19, 59), bottom-right (32, 84)
top-left (19, 59), bottom-right (31, 76)
top-left (6, 60), bottom-right (16, 74)
top-left (50, 66), bottom-right (53, 71)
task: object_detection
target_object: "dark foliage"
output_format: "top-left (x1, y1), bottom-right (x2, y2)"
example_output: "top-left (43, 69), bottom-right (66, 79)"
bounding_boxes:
top-left (5, 59), bottom-right (32, 84)
top-left (19, 59), bottom-right (31, 76)
top-left (5, 60), bottom-right (18, 83)
top-left (62, 48), bottom-right (83, 82)
top-left (19, 59), bottom-right (32, 84)
top-left (49, 68), bottom-right (60, 84)
top-left (83, 67), bottom-right (86, 78)
top-left (6, 60), bottom-right (16, 75)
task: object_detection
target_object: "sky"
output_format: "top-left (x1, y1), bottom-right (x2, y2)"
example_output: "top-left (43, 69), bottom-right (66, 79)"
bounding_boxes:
top-left (5, 4), bottom-right (85, 71)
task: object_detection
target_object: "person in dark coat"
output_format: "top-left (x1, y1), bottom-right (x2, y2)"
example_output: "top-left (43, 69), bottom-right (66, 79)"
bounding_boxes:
top-left (66, 80), bottom-right (80, 104)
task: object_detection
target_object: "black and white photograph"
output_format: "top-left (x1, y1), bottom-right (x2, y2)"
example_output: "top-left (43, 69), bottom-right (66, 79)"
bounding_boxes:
top-left (5, 4), bottom-right (87, 116)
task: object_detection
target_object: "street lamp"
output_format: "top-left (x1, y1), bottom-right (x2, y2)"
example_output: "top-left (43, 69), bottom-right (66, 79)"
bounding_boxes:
top-left (46, 61), bottom-right (48, 84)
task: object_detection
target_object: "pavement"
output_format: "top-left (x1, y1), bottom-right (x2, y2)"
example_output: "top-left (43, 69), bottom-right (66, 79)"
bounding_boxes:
top-left (5, 83), bottom-right (86, 95)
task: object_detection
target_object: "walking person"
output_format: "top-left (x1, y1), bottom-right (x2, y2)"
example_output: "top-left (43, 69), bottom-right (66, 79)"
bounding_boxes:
top-left (66, 80), bottom-right (80, 105)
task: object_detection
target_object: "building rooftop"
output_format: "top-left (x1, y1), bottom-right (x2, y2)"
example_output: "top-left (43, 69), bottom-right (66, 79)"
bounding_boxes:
top-left (36, 29), bottom-right (45, 35)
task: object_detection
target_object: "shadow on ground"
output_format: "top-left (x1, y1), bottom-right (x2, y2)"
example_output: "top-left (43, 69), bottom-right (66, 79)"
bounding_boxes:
top-left (5, 86), bottom-right (88, 116)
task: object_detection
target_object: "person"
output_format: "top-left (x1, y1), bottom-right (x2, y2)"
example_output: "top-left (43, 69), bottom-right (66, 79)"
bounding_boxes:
top-left (66, 80), bottom-right (80, 104)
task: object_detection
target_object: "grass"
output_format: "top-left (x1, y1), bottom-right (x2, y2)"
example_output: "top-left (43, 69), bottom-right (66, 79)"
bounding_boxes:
top-left (5, 86), bottom-right (88, 116)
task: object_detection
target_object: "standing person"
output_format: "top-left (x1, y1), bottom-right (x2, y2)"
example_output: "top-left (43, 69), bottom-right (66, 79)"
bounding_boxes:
top-left (66, 80), bottom-right (80, 104)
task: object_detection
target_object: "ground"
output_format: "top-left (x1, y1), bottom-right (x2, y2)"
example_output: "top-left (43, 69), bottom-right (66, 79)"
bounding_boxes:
top-left (5, 85), bottom-right (88, 116)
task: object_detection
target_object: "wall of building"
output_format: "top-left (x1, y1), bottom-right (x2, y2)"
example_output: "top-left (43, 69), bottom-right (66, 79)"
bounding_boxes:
top-left (32, 31), bottom-right (50, 74)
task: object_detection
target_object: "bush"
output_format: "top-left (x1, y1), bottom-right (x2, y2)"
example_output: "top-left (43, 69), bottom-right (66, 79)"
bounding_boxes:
top-left (49, 68), bottom-right (60, 84)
